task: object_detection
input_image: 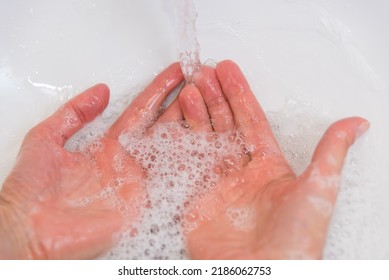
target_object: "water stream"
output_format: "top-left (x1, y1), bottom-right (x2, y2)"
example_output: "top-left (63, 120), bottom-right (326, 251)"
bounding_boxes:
top-left (175, 0), bottom-right (201, 82)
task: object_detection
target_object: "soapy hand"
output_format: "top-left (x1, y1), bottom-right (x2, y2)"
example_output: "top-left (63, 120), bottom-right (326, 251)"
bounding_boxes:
top-left (0, 63), bottom-right (184, 259)
top-left (181, 60), bottom-right (369, 259)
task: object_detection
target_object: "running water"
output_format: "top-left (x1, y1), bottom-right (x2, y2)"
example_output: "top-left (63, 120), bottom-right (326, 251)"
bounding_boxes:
top-left (175, 0), bottom-right (201, 82)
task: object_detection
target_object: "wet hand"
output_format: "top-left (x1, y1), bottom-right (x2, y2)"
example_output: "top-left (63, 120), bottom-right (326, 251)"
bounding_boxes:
top-left (0, 64), bottom-right (184, 259)
top-left (180, 60), bottom-right (369, 259)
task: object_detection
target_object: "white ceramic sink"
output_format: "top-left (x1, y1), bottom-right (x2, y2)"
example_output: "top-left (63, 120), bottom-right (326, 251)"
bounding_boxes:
top-left (0, 0), bottom-right (388, 259)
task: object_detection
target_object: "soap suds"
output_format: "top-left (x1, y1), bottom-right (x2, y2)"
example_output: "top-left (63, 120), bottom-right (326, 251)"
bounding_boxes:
top-left (100, 121), bottom-right (245, 259)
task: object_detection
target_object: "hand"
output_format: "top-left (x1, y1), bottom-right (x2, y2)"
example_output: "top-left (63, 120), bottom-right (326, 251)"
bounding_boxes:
top-left (0, 63), bottom-right (184, 259)
top-left (179, 60), bottom-right (369, 259)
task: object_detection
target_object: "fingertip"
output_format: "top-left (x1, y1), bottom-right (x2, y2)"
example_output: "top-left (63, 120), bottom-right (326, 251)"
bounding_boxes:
top-left (107, 63), bottom-right (184, 138)
top-left (216, 59), bottom-right (238, 71)
top-left (74, 83), bottom-right (110, 122)
top-left (171, 61), bottom-right (182, 69)
top-left (329, 116), bottom-right (370, 144)
top-left (169, 62), bottom-right (185, 79)
top-left (179, 84), bottom-right (202, 109)
top-left (92, 83), bottom-right (110, 111)
top-left (309, 116), bottom-right (369, 177)
top-left (216, 59), bottom-right (244, 79)
top-left (179, 84), bottom-right (212, 131)
top-left (216, 59), bottom-right (250, 94)
top-left (356, 119), bottom-right (370, 138)
top-left (149, 62), bottom-right (184, 95)
top-left (94, 83), bottom-right (110, 97)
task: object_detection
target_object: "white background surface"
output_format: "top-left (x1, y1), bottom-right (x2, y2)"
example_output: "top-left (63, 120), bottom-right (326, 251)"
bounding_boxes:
top-left (0, 0), bottom-right (388, 259)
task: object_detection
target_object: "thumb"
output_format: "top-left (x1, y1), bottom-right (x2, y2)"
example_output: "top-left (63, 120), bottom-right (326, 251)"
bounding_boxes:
top-left (28, 84), bottom-right (110, 146)
top-left (301, 116), bottom-right (369, 198)
top-left (310, 117), bottom-right (369, 176)
top-left (291, 117), bottom-right (369, 258)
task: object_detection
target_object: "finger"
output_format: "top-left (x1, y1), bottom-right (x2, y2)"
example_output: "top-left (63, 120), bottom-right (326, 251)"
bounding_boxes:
top-left (193, 66), bottom-right (234, 132)
top-left (294, 117), bottom-right (369, 256)
top-left (179, 84), bottom-right (213, 132)
top-left (28, 84), bottom-right (110, 146)
top-left (107, 63), bottom-right (184, 138)
top-left (156, 99), bottom-right (183, 123)
top-left (307, 116), bottom-right (369, 180)
top-left (216, 60), bottom-right (282, 159)
top-left (301, 117), bottom-right (369, 201)
top-left (146, 99), bottom-right (184, 138)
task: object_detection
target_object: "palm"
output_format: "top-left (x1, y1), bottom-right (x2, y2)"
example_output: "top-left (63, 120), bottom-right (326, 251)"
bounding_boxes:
top-left (181, 61), bottom-right (368, 259)
top-left (187, 156), bottom-right (311, 259)
top-left (186, 139), bottom-right (298, 259)
top-left (19, 136), bottom-right (143, 258)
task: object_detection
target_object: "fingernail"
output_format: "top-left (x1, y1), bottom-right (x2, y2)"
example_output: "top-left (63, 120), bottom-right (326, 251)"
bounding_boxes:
top-left (356, 121), bottom-right (370, 138)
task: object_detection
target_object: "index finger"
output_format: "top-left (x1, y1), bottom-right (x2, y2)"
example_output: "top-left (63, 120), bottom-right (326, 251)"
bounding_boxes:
top-left (107, 63), bottom-right (184, 138)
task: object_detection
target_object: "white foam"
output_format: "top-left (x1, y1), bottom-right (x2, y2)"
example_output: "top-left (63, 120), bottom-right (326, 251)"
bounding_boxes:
top-left (84, 121), bottom-right (244, 259)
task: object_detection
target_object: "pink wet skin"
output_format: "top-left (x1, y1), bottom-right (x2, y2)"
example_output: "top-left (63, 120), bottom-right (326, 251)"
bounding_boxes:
top-left (0, 60), bottom-right (369, 259)
top-left (177, 60), bottom-right (369, 259)
top-left (0, 63), bottom-right (185, 259)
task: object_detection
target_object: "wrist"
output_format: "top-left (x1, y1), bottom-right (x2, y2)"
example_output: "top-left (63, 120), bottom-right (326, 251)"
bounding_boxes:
top-left (0, 193), bottom-right (31, 259)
